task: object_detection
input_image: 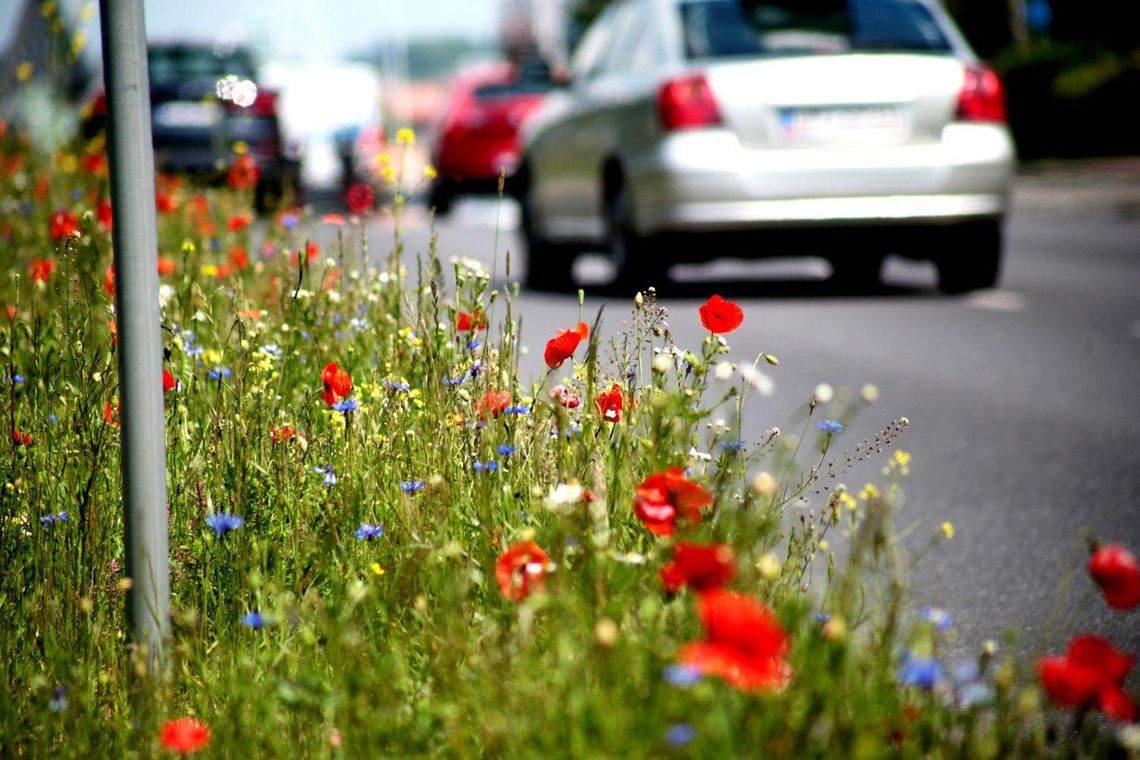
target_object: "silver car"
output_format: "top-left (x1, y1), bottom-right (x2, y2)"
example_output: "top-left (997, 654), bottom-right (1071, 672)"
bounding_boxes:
top-left (516, 0), bottom-right (1015, 293)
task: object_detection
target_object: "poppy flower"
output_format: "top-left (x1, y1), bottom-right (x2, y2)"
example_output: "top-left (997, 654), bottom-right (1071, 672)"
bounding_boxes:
top-left (82, 151), bottom-right (107, 175)
top-left (158, 717), bottom-right (212, 754)
top-left (345, 183), bottom-right (375, 214)
top-left (103, 400), bottom-right (120, 427)
top-left (495, 540), bottom-right (550, 601)
top-left (1037, 635), bottom-right (1135, 722)
top-left (321, 362), bottom-right (353, 407)
top-left (456, 310), bottom-right (487, 333)
top-left (227, 245), bottom-right (249, 271)
top-left (155, 191), bottom-right (177, 215)
top-left (595, 383), bottom-right (624, 423)
top-left (549, 384), bottom-right (580, 409)
top-left (162, 369), bottom-right (176, 395)
top-left (660, 542), bottom-right (736, 595)
top-left (227, 154), bottom-right (260, 191)
top-left (633, 466), bottom-right (713, 537)
top-left (269, 425), bottom-right (295, 444)
top-left (544, 321), bottom-right (589, 369)
top-left (96, 198), bottom-right (113, 230)
top-left (1089, 544), bottom-right (1140, 610)
top-left (157, 257), bottom-right (176, 276)
top-left (227, 214), bottom-right (251, 232)
top-left (49, 210), bottom-right (79, 240)
top-left (28, 258), bottom-right (56, 283)
top-left (103, 266), bottom-right (115, 297)
top-left (12, 428), bottom-right (32, 446)
top-left (698, 295), bottom-right (743, 334)
top-left (4, 305), bottom-right (17, 321)
top-left (475, 389), bottom-right (512, 419)
top-left (679, 589), bottom-right (791, 691)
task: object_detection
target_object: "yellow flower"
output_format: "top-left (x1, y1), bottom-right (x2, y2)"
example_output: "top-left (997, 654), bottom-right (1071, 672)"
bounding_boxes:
top-left (381, 166), bottom-right (396, 184)
top-left (181, 240), bottom-right (196, 254)
top-left (941, 521), bottom-right (955, 540)
top-left (370, 562), bottom-right (385, 576)
top-left (423, 165), bottom-right (437, 180)
top-left (837, 491), bottom-right (857, 511)
top-left (395, 128), bottom-right (415, 146)
top-left (894, 450), bottom-right (911, 468)
top-left (232, 140), bottom-right (249, 155)
top-left (858, 483), bottom-right (880, 501)
top-left (71, 31), bottom-right (86, 53)
top-left (200, 264), bottom-right (219, 277)
top-left (818, 539), bottom-right (830, 552)
top-left (16, 62), bottom-right (34, 82)
top-left (376, 152), bottom-right (391, 166)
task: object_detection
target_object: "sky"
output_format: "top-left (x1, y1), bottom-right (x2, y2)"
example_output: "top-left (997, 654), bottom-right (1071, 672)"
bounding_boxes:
top-left (1, 0), bottom-right (500, 64)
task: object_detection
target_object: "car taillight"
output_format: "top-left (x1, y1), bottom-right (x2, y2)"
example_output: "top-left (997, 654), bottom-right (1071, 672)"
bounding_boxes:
top-left (956, 65), bottom-right (1006, 123)
top-left (657, 74), bottom-right (721, 131)
top-left (248, 89), bottom-right (277, 118)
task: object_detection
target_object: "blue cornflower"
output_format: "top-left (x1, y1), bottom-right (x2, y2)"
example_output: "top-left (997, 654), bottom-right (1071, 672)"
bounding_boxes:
top-left (503, 405), bottom-right (530, 416)
top-left (467, 339), bottom-right (481, 352)
top-left (666, 724), bottom-right (696, 747)
top-left (355, 522), bottom-right (384, 540)
top-left (921, 607), bottom-right (953, 632)
top-left (40, 512), bottom-right (65, 528)
top-left (384, 380), bottom-right (411, 392)
top-left (49, 685), bottom-right (68, 713)
top-left (720, 439), bottom-right (746, 452)
top-left (332, 399), bottom-right (359, 414)
top-left (951, 660), bottom-right (979, 684)
top-left (241, 611), bottom-right (265, 629)
top-left (560, 424), bottom-right (581, 438)
top-left (281, 212), bottom-right (299, 229)
top-left (207, 366), bottom-right (233, 381)
top-left (400, 480), bottom-right (425, 494)
top-left (313, 465), bottom-right (337, 486)
top-left (56, 511), bottom-right (68, 523)
top-left (473, 460), bottom-right (499, 473)
top-left (469, 360), bottom-right (483, 378)
top-left (899, 654), bottom-right (943, 690)
top-left (443, 375), bottom-right (465, 387)
top-left (662, 664), bottom-right (703, 687)
top-left (205, 512), bottom-right (244, 536)
top-left (818, 419), bottom-right (844, 434)
top-left (48, 414), bottom-right (58, 425)
top-left (3, 374), bottom-right (26, 385)
top-left (259, 343), bottom-right (282, 357)
top-left (497, 444), bottom-right (516, 457)
top-left (813, 612), bottom-right (831, 624)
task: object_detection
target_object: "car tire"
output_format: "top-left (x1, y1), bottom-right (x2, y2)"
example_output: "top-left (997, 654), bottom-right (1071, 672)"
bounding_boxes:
top-left (520, 177), bottom-right (575, 292)
top-left (429, 181), bottom-right (454, 217)
top-left (934, 220), bottom-right (1002, 295)
top-left (828, 253), bottom-right (885, 292)
top-left (608, 180), bottom-right (667, 293)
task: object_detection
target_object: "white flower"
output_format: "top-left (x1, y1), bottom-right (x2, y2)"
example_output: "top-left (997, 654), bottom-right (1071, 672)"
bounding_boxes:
top-left (861, 384), bottom-right (879, 403)
top-left (158, 284), bottom-right (175, 308)
top-left (651, 354), bottom-right (672, 374)
top-left (688, 447), bottom-right (712, 462)
top-left (545, 482), bottom-right (584, 512)
top-left (713, 361), bottom-right (735, 380)
top-left (813, 383), bottom-right (834, 404)
top-left (740, 364), bottom-right (775, 396)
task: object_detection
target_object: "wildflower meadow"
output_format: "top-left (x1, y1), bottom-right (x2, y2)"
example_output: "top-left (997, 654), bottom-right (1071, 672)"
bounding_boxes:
top-left (1, 120), bottom-right (1138, 757)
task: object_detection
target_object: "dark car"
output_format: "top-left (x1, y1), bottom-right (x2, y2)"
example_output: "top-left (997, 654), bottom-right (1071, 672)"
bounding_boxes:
top-left (146, 44), bottom-right (293, 207)
top-left (428, 61), bottom-right (555, 214)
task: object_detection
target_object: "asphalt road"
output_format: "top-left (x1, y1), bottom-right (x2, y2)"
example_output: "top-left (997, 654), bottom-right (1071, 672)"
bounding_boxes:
top-left (370, 172), bottom-right (1140, 657)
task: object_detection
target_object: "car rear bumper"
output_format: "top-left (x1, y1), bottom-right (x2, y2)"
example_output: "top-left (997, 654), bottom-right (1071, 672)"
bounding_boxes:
top-left (630, 124), bottom-right (1015, 235)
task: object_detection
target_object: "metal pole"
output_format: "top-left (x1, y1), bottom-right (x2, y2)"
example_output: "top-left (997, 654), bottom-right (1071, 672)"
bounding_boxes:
top-left (98, 0), bottom-right (170, 675)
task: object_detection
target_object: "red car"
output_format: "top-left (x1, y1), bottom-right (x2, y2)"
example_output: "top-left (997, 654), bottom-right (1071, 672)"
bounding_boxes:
top-left (429, 62), bottom-right (553, 214)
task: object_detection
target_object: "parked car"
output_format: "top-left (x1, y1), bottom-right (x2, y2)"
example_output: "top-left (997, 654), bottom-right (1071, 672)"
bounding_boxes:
top-left (146, 43), bottom-right (293, 208)
top-left (429, 61), bottom-right (555, 215)
top-left (515, 0), bottom-right (1015, 292)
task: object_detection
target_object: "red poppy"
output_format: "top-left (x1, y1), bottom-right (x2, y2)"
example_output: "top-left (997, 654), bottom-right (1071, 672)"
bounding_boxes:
top-left (1089, 544), bottom-right (1140, 610)
top-left (456, 310), bottom-right (487, 332)
top-left (495, 540), bottom-right (550, 601)
top-left (163, 369), bottom-right (177, 395)
top-left (269, 425), bottom-right (295, 444)
top-left (679, 589), bottom-right (791, 691)
top-left (595, 383), bottom-right (624, 423)
top-left (227, 154), bottom-right (260, 191)
top-left (4, 305), bottom-right (16, 321)
top-left (103, 400), bottom-right (120, 427)
top-left (227, 214), bottom-right (251, 232)
top-left (49, 210), bottom-right (80, 241)
top-left (227, 245), bottom-right (249, 271)
top-left (698, 295), bottom-right (743, 334)
top-left (549, 384), bottom-right (580, 409)
top-left (158, 717), bottom-right (212, 754)
top-left (633, 466), bottom-right (713, 537)
top-left (103, 266), bottom-right (115, 297)
top-left (157, 257), bottom-right (176, 276)
top-left (155, 191), bottom-right (177, 215)
top-left (96, 199), bottom-right (113, 230)
top-left (82, 151), bottom-right (107, 175)
top-left (475, 389), bottom-right (512, 419)
top-left (345, 183), bottom-right (375, 214)
top-left (1038, 635), bottom-right (1135, 722)
top-left (12, 428), bottom-right (32, 446)
top-left (544, 321), bottom-right (589, 369)
top-left (28, 258), bottom-right (56, 283)
top-left (660, 542), bottom-right (736, 595)
top-left (306, 241), bottom-right (320, 262)
top-left (321, 362), bottom-right (353, 406)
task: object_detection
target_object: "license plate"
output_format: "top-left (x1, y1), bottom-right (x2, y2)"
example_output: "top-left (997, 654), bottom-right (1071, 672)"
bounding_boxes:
top-left (778, 106), bottom-right (904, 145)
top-left (153, 101), bottom-right (221, 129)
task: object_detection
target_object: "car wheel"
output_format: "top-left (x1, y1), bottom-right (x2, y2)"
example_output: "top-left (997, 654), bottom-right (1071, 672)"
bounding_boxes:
top-left (828, 253), bottom-right (885, 292)
top-left (608, 180), bottom-right (667, 292)
top-left (429, 180), bottom-right (454, 217)
top-left (934, 220), bottom-right (1002, 294)
top-left (520, 179), bottom-right (575, 292)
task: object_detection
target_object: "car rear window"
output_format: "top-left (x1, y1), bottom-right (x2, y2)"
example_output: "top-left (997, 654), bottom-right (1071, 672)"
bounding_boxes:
top-left (680, 0), bottom-right (951, 59)
top-left (148, 48), bottom-right (256, 83)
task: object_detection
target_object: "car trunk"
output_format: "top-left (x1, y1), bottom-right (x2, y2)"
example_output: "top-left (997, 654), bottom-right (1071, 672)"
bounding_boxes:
top-left (704, 54), bottom-right (964, 149)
